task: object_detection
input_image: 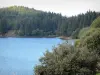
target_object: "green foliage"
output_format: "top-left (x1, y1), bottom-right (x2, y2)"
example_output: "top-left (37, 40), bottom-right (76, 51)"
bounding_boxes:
top-left (91, 16), bottom-right (100, 28)
top-left (96, 73), bottom-right (100, 75)
top-left (7, 6), bottom-right (41, 15)
top-left (0, 6), bottom-right (100, 37)
top-left (71, 28), bottom-right (80, 39)
top-left (34, 43), bottom-right (99, 75)
top-left (34, 17), bottom-right (100, 75)
top-left (0, 6), bottom-right (62, 36)
top-left (76, 18), bottom-right (100, 74)
top-left (80, 28), bottom-right (100, 52)
top-left (0, 19), bottom-right (8, 34)
top-left (34, 10), bottom-right (100, 75)
top-left (84, 28), bottom-right (100, 37)
top-left (74, 39), bottom-right (80, 47)
top-left (78, 27), bottom-right (90, 39)
top-left (78, 17), bottom-right (100, 54)
top-left (32, 29), bottom-right (44, 36)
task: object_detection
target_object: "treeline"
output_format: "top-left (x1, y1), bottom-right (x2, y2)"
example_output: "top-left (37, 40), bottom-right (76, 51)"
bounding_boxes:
top-left (34, 17), bottom-right (100, 75)
top-left (0, 6), bottom-right (100, 37)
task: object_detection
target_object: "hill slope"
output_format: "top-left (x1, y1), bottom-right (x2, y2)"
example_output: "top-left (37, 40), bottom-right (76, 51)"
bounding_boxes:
top-left (0, 6), bottom-right (100, 37)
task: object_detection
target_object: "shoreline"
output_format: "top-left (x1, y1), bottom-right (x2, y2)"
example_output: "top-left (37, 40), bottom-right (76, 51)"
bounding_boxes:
top-left (58, 36), bottom-right (71, 40)
top-left (0, 35), bottom-right (71, 40)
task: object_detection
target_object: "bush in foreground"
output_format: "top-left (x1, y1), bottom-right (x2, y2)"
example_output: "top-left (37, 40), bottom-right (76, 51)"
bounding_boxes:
top-left (34, 17), bottom-right (100, 75)
top-left (34, 43), bottom-right (99, 75)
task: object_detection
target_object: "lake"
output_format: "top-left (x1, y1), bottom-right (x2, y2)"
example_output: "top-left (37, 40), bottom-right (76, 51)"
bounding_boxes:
top-left (0, 38), bottom-right (74, 75)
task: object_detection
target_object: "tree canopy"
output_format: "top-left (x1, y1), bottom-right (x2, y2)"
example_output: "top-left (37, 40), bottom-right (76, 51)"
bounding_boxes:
top-left (0, 6), bottom-right (100, 37)
top-left (34, 43), bottom-right (99, 75)
top-left (34, 16), bottom-right (100, 75)
top-left (91, 16), bottom-right (100, 28)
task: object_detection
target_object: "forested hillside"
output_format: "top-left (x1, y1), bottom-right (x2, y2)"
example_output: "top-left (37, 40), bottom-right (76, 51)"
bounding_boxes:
top-left (34, 16), bottom-right (100, 75)
top-left (0, 6), bottom-right (100, 37)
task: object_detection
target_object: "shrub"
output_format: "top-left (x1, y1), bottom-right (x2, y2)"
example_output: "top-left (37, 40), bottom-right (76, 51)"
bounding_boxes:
top-left (91, 16), bottom-right (100, 28)
top-left (74, 39), bottom-right (80, 47)
top-left (80, 28), bottom-right (100, 53)
top-left (78, 27), bottom-right (89, 39)
top-left (34, 43), bottom-right (99, 75)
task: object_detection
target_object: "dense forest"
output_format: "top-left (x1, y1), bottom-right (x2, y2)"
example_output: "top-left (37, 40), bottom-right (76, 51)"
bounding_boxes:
top-left (0, 6), bottom-right (100, 37)
top-left (34, 16), bottom-right (100, 75)
top-left (1, 6), bottom-right (100, 75)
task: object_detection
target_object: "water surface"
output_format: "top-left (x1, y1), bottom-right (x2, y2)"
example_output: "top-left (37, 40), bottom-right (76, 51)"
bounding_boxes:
top-left (0, 38), bottom-right (74, 75)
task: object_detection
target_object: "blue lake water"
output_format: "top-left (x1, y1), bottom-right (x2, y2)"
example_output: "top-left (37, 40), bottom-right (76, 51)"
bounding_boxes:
top-left (0, 38), bottom-right (74, 75)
